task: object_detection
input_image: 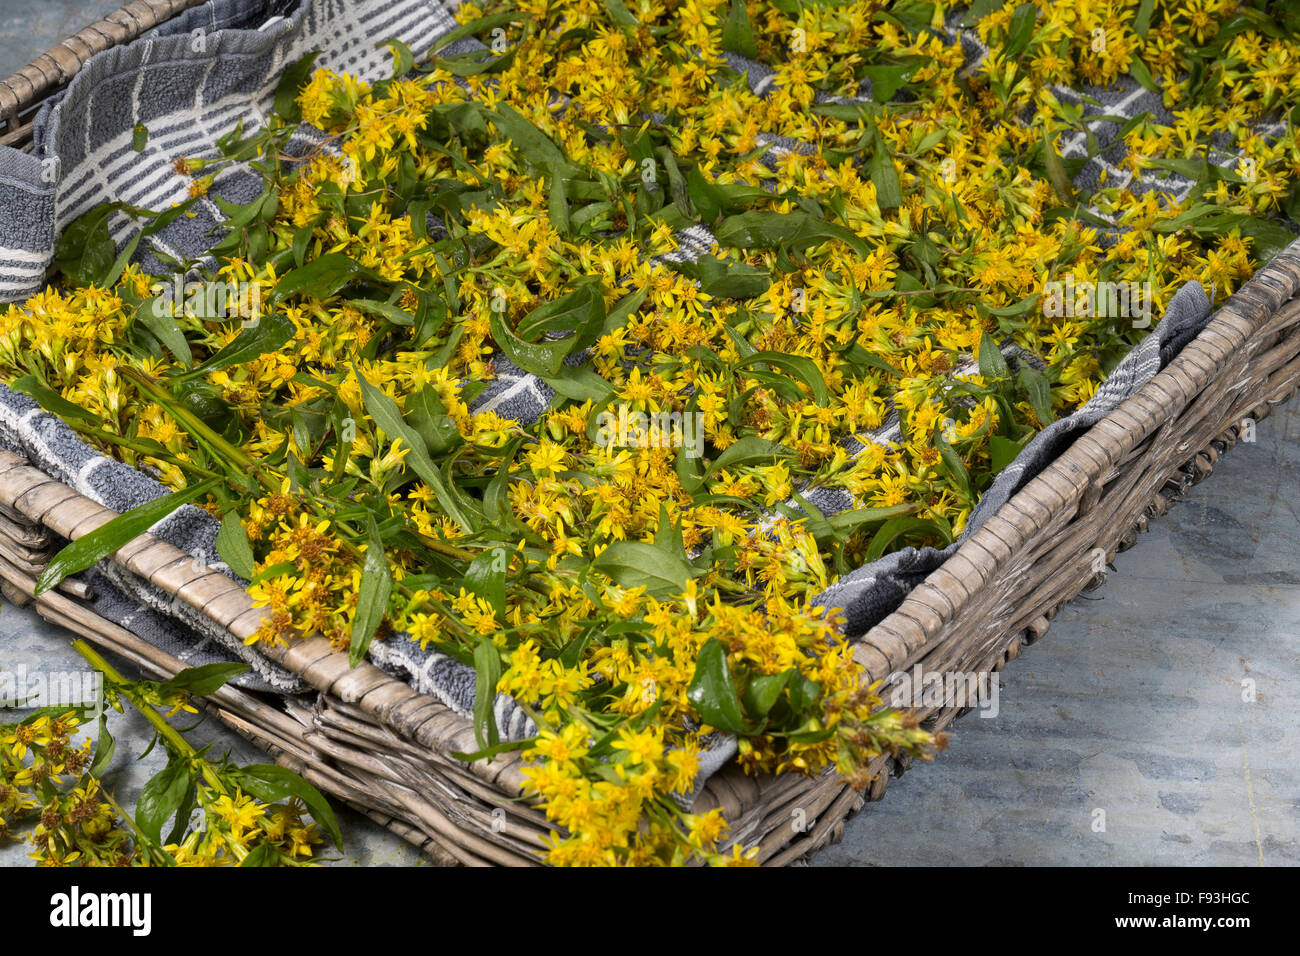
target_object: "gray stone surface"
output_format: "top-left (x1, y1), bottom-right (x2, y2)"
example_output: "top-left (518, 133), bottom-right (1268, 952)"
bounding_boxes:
top-left (814, 399), bottom-right (1300, 867)
top-left (1, 0), bottom-right (1296, 868)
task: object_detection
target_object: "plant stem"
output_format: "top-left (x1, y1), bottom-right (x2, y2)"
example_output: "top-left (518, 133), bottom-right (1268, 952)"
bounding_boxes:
top-left (70, 639), bottom-right (228, 800)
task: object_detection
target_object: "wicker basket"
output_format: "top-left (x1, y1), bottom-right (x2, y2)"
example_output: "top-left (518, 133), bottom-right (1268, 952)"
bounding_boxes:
top-left (3, 1), bottom-right (1300, 866)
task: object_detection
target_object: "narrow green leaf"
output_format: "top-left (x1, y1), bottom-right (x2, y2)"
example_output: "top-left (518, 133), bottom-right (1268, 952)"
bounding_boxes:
top-left (234, 764), bottom-right (342, 850)
top-left (136, 752), bottom-right (191, 844)
top-left (603, 0), bottom-right (640, 29)
top-left (977, 331), bottom-right (1010, 380)
top-left (378, 37), bottom-right (414, 77)
top-left (9, 374), bottom-right (103, 426)
top-left (1042, 127), bottom-right (1076, 204)
top-left (160, 662), bottom-right (251, 698)
top-left (990, 433), bottom-right (1026, 472)
top-left (87, 715), bottom-right (116, 779)
top-left (239, 843), bottom-right (281, 867)
top-left (350, 513), bottom-right (393, 667)
top-left (721, 0), bottom-right (758, 58)
top-left (702, 436), bottom-right (794, 482)
top-left (686, 638), bottom-right (751, 734)
top-left (1003, 3), bottom-right (1037, 59)
top-left (472, 639), bottom-right (502, 750)
top-left (273, 51), bottom-right (322, 123)
top-left (1018, 364), bottom-right (1055, 425)
top-left (36, 478), bottom-right (220, 596)
top-left (735, 351), bottom-right (829, 405)
top-left (136, 298), bottom-right (193, 367)
top-left (488, 104), bottom-right (579, 177)
top-left (869, 131), bottom-right (904, 211)
top-left (465, 548), bottom-right (507, 619)
top-left (216, 510), bottom-right (256, 580)
top-left (173, 312), bottom-right (295, 382)
top-left (353, 366), bottom-right (476, 533)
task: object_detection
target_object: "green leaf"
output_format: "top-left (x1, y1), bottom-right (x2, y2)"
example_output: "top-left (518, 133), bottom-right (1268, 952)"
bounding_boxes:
top-left (87, 715), bottom-right (116, 780)
top-left (670, 254), bottom-right (770, 299)
top-left (715, 210), bottom-right (868, 257)
top-left (429, 11), bottom-right (523, 54)
top-left (136, 752), bottom-right (191, 844)
top-left (1017, 364), bottom-right (1055, 425)
top-left (273, 51), bottom-right (322, 123)
top-left (1042, 127), bottom-right (1076, 204)
top-left (742, 668), bottom-right (795, 718)
top-left (431, 46), bottom-right (518, 76)
top-left (869, 133), bottom-right (904, 211)
top-left (378, 37), bottom-right (414, 77)
top-left (990, 433), bottom-right (1027, 472)
top-left (53, 206), bottom-right (116, 288)
top-left (488, 104), bottom-right (579, 177)
top-left (1003, 3), bottom-right (1038, 59)
top-left (450, 736), bottom-right (536, 763)
top-left (721, 0), bottom-right (757, 58)
top-left (702, 436), bottom-right (794, 482)
top-left (1129, 55), bottom-right (1159, 93)
top-left (405, 386), bottom-right (464, 455)
top-left (9, 374), bottom-right (103, 426)
top-left (353, 366), bottom-right (477, 534)
top-left (234, 764), bottom-right (342, 850)
top-left (136, 298), bottom-right (193, 367)
top-left (132, 123), bottom-right (148, 152)
top-left (239, 843), bottom-right (281, 867)
top-left (603, 0), bottom-right (640, 29)
top-left (216, 510), bottom-right (256, 580)
top-left (592, 541), bottom-right (699, 599)
top-left (865, 515), bottom-right (953, 562)
top-left (173, 312), bottom-right (295, 382)
top-left (735, 351), bottom-right (829, 405)
top-left (36, 478), bottom-right (219, 596)
top-left (350, 513), bottom-right (393, 667)
top-left (465, 548), bottom-right (507, 619)
top-left (1134, 0), bottom-right (1155, 36)
top-left (935, 428), bottom-right (971, 500)
top-left (272, 253), bottom-right (373, 302)
top-left (546, 363), bottom-right (615, 401)
top-left (472, 639), bottom-right (502, 750)
top-left (160, 662), bottom-right (251, 698)
top-left (515, 282), bottom-right (606, 351)
top-left (489, 308), bottom-right (573, 377)
top-left (548, 174), bottom-right (570, 235)
top-left (686, 638), bottom-right (751, 734)
top-left (977, 331), bottom-right (1010, 380)
top-left (349, 298), bottom-right (414, 327)
top-left (814, 503), bottom-right (917, 542)
top-left (863, 64), bottom-right (915, 103)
